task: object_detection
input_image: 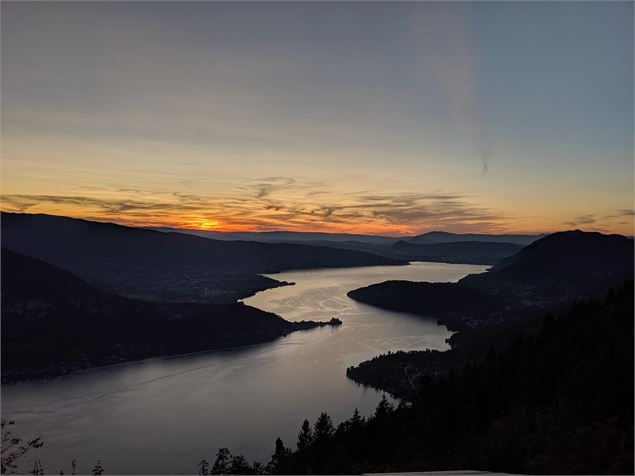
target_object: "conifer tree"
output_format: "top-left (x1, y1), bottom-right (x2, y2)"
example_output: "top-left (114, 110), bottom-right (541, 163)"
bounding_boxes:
top-left (313, 413), bottom-right (334, 442)
top-left (211, 448), bottom-right (231, 474)
top-left (229, 455), bottom-right (251, 474)
top-left (374, 394), bottom-right (393, 418)
top-left (266, 438), bottom-right (289, 474)
top-left (349, 408), bottom-right (363, 429)
top-left (296, 419), bottom-right (313, 452)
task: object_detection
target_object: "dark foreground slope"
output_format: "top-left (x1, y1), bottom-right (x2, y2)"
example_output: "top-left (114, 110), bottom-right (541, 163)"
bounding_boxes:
top-left (346, 230), bottom-right (633, 397)
top-left (1, 213), bottom-right (404, 303)
top-left (251, 283), bottom-right (633, 474)
top-left (1, 249), bottom-right (336, 382)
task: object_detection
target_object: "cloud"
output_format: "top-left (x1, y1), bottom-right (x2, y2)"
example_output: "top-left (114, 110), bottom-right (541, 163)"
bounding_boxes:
top-left (617, 208), bottom-right (635, 216)
top-left (565, 214), bottom-right (597, 227)
top-left (562, 209), bottom-right (634, 235)
top-left (247, 177), bottom-right (296, 199)
top-left (1, 178), bottom-right (509, 234)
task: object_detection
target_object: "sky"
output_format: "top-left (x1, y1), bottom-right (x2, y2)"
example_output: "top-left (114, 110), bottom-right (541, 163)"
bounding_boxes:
top-left (2, 1), bottom-right (633, 235)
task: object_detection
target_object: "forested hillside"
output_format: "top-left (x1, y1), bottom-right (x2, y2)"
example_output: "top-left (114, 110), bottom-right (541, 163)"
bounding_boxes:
top-left (213, 282), bottom-right (633, 474)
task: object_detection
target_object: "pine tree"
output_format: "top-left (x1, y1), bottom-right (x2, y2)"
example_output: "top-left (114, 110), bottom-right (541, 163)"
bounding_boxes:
top-left (349, 408), bottom-right (364, 429)
top-left (211, 448), bottom-right (232, 475)
top-left (374, 394), bottom-right (393, 418)
top-left (266, 438), bottom-right (289, 473)
top-left (313, 412), bottom-right (334, 442)
top-left (296, 419), bottom-right (313, 452)
top-left (251, 461), bottom-right (265, 474)
top-left (230, 455), bottom-right (252, 474)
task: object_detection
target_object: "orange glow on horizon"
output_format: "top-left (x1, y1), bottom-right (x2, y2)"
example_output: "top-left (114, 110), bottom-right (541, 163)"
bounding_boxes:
top-left (2, 204), bottom-right (632, 237)
top-left (167, 215), bottom-right (417, 236)
top-left (189, 219), bottom-right (223, 230)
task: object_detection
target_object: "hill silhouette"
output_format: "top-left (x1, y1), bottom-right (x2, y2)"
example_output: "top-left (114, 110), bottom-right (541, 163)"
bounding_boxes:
top-left (155, 227), bottom-right (545, 247)
top-left (458, 230), bottom-right (634, 298)
top-left (1, 213), bottom-right (404, 303)
top-left (489, 229), bottom-right (632, 280)
top-left (347, 230), bottom-right (634, 396)
top-left (1, 248), bottom-right (337, 382)
top-left (152, 228), bottom-right (400, 245)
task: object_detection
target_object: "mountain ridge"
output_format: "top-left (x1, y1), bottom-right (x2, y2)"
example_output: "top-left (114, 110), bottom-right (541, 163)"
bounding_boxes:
top-left (346, 229), bottom-right (634, 397)
top-left (1, 212), bottom-right (405, 303)
top-left (152, 225), bottom-right (546, 246)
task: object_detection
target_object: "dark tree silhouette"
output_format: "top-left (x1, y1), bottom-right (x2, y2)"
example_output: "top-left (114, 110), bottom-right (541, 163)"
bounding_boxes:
top-left (266, 438), bottom-right (290, 474)
top-left (374, 394), bottom-right (393, 419)
top-left (313, 413), bottom-right (334, 442)
top-left (211, 448), bottom-right (231, 474)
top-left (349, 408), bottom-right (363, 428)
top-left (229, 455), bottom-right (252, 474)
top-left (296, 419), bottom-right (313, 452)
top-left (206, 282), bottom-right (634, 475)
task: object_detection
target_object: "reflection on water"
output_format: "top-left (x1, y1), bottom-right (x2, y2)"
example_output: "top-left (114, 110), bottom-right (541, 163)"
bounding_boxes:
top-left (1, 261), bottom-right (486, 474)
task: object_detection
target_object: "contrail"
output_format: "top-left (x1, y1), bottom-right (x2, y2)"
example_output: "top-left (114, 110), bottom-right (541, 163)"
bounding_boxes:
top-left (412, 3), bottom-right (491, 173)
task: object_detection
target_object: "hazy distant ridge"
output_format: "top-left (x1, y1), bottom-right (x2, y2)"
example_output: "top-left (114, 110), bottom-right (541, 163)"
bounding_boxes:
top-left (152, 226), bottom-right (545, 246)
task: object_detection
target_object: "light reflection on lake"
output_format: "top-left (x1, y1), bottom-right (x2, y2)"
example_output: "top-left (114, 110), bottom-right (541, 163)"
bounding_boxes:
top-left (1, 261), bottom-right (486, 474)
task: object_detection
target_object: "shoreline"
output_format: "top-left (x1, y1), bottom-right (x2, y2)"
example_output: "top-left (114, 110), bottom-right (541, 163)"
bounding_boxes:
top-left (4, 261), bottom-right (478, 387)
top-left (1, 316), bottom-right (341, 385)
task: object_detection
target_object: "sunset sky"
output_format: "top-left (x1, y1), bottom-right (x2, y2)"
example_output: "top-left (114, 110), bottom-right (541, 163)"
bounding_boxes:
top-left (2, 1), bottom-right (633, 235)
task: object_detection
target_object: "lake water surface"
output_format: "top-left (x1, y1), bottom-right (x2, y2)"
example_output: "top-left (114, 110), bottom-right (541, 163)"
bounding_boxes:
top-left (1, 261), bottom-right (486, 474)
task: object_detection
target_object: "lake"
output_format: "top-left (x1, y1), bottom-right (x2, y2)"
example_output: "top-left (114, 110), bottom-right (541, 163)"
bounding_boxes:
top-left (1, 261), bottom-right (487, 474)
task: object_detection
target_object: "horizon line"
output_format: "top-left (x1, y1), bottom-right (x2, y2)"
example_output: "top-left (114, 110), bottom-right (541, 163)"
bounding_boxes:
top-left (2, 210), bottom-right (626, 238)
